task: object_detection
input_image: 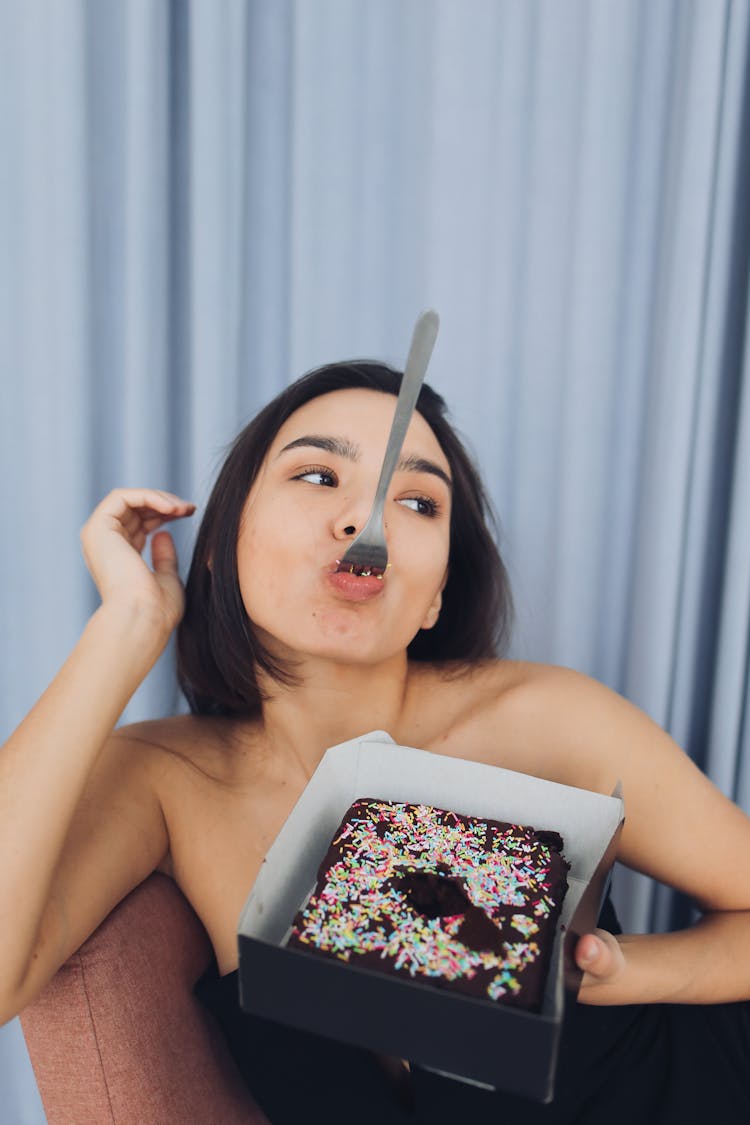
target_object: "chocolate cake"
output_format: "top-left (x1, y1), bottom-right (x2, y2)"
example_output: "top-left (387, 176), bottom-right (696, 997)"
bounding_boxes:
top-left (286, 797), bottom-right (569, 1012)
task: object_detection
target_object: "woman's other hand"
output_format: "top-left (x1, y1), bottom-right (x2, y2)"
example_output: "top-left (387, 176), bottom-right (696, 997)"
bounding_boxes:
top-left (80, 488), bottom-right (196, 635)
top-left (574, 929), bottom-right (627, 1003)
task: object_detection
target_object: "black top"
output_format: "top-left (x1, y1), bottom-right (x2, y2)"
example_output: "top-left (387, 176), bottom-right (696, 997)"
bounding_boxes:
top-left (196, 896), bottom-right (750, 1124)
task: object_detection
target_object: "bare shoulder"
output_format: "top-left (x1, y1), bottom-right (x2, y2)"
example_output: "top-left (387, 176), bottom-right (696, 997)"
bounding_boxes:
top-left (111, 712), bottom-right (263, 781)
top-left (427, 657), bottom-right (631, 712)
top-left (110, 713), bottom-right (266, 874)
top-left (112, 711), bottom-right (222, 752)
top-left (418, 660), bottom-right (750, 906)
top-left (475, 660), bottom-right (690, 787)
top-left (412, 657), bottom-right (610, 710)
top-left (414, 659), bottom-right (686, 793)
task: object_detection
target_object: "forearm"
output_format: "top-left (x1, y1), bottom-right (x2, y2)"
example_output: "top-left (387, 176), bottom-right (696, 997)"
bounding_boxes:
top-left (0, 604), bottom-right (168, 993)
top-left (578, 909), bottom-right (750, 1006)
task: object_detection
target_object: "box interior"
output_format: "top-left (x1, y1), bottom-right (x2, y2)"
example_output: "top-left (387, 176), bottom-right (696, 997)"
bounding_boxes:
top-left (239, 730), bottom-right (624, 1023)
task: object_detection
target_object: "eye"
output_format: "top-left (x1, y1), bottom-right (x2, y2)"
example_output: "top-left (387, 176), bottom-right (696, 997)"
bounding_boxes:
top-left (397, 495), bottom-right (439, 517)
top-left (292, 465), bottom-right (338, 487)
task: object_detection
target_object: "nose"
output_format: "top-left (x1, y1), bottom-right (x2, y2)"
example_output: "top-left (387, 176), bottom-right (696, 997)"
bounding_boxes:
top-left (333, 514), bottom-right (390, 541)
top-left (332, 492), bottom-right (378, 541)
top-left (333, 516), bottom-right (358, 540)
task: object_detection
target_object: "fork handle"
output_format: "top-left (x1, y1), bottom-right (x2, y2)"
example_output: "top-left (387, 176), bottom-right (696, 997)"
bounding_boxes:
top-left (369, 310), bottom-right (440, 512)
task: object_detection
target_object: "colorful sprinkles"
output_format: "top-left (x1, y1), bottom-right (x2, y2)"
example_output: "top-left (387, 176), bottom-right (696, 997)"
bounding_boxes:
top-left (288, 798), bottom-right (569, 1009)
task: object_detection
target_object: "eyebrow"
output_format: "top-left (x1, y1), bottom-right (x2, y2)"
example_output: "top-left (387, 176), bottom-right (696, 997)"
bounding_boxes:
top-left (398, 453), bottom-right (453, 490)
top-left (278, 435), bottom-right (360, 461)
top-left (277, 434), bottom-right (453, 489)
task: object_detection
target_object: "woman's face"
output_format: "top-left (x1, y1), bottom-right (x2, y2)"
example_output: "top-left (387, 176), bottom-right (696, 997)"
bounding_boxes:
top-left (236, 388), bottom-right (452, 669)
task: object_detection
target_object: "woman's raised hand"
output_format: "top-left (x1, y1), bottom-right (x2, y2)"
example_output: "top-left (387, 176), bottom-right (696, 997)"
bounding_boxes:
top-left (80, 489), bottom-right (196, 636)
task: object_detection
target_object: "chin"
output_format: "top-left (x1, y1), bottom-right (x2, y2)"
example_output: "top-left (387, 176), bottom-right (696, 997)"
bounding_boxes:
top-left (251, 608), bottom-right (422, 668)
top-left (302, 637), bottom-right (405, 667)
top-left (278, 634), bottom-right (411, 670)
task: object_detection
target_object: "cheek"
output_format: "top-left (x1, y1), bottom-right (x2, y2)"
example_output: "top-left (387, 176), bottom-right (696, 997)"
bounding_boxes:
top-left (405, 523), bottom-right (449, 586)
top-left (236, 500), bottom-right (324, 616)
top-left (393, 540), bottom-right (448, 635)
top-left (236, 510), bottom-right (282, 614)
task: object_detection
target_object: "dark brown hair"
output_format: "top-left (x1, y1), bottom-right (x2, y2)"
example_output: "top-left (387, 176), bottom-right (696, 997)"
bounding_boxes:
top-left (176, 361), bottom-right (512, 716)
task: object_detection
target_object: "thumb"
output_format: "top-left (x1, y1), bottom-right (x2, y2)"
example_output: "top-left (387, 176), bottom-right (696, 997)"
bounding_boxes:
top-left (575, 933), bottom-right (608, 976)
top-left (150, 530), bottom-right (178, 575)
top-left (575, 930), bottom-right (626, 985)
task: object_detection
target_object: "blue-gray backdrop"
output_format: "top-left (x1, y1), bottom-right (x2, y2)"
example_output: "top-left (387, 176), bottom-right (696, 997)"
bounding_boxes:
top-left (2, 1), bottom-right (749, 1120)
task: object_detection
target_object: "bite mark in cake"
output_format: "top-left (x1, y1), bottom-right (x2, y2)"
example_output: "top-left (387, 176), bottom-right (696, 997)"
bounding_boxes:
top-left (287, 798), bottom-right (569, 1011)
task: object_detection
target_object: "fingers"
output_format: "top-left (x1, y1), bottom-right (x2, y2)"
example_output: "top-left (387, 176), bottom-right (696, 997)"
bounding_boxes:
top-left (100, 488), bottom-right (195, 525)
top-left (150, 530), bottom-right (178, 574)
top-left (82, 489), bottom-right (196, 546)
top-left (77, 490), bottom-right (195, 628)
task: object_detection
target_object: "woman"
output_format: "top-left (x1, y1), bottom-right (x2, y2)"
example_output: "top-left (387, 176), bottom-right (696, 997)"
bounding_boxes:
top-left (2, 362), bottom-right (749, 1123)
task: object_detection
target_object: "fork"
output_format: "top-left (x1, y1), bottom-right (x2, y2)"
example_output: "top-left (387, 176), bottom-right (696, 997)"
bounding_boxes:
top-left (338, 309), bottom-right (440, 574)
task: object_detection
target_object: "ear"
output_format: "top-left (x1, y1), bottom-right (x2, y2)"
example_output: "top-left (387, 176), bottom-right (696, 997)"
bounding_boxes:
top-left (420, 569), bottom-right (447, 631)
top-left (420, 597), bottom-right (441, 630)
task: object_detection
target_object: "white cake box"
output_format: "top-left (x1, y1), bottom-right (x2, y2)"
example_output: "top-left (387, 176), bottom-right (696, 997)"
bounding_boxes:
top-left (237, 731), bottom-right (624, 1103)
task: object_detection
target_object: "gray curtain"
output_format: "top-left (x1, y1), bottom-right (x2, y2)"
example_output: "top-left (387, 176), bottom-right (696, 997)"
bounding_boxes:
top-left (2, 1), bottom-right (749, 1119)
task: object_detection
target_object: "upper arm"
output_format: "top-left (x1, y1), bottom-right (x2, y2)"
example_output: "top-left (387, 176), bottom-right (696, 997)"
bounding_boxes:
top-left (504, 667), bottom-right (750, 914)
top-left (606, 705), bottom-right (750, 911)
top-left (19, 728), bottom-right (170, 1008)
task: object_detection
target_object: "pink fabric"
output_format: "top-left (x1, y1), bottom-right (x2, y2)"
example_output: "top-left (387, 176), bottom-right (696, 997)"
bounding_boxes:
top-left (20, 874), bottom-right (268, 1124)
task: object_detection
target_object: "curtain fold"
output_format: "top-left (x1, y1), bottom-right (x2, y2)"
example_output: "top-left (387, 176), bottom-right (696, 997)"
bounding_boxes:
top-left (707, 315), bottom-right (750, 804)
top-left (2, 0), bottom-right (749, 1117)
top-left (617, 0), bottom-right (750, 934)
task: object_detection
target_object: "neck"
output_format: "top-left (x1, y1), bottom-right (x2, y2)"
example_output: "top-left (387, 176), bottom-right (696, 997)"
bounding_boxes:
top-left (258, 653), bottom-right (411, 779)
